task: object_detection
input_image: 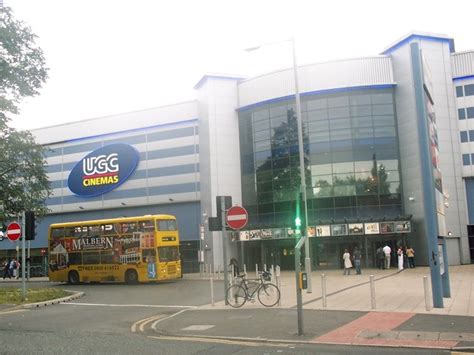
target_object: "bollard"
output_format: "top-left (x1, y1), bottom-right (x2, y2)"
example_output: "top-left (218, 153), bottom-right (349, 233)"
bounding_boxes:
top-left (321, 273), bottom-right (327, 308)
top-left (370, 275), bottom-right (376, 309)
top-left (200, 263), bottom-right (203, 277)
top-left (243, 263), bottom-right (247, 274)
top-left (210, 277), bottom-right (215, 307)
top-left (264, 264), bottom-right (267, 272)
top-left (271, 265), bottom-right (275, 283)
top-left (423, 276), bottom-right (431, 311)
top-left (276, 265), bottom-right (281, 306)
top-left (255, 264), bottom-right (259, 278)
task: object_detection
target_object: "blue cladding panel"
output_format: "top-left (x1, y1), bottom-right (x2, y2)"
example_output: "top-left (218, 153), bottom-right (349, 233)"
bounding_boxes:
top-left (147, 127), bottom-right (195, 142)
top-left (466, 178), bottom-right (474, 224)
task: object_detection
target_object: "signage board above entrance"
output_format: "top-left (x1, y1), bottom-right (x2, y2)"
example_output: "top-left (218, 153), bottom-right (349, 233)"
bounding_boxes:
top-left (68, 143), bottom-right (140, 197)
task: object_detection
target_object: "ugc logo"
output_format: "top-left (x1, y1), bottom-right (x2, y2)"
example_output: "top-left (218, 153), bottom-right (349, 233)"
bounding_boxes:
top-left (68, 143), bottom-right (139, 197)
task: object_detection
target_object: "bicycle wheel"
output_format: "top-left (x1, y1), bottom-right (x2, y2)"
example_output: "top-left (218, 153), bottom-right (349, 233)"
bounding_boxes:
top-left (226, 284), bottom-right (247, 308)
top-left (257, 283), bottom-right (280, 307)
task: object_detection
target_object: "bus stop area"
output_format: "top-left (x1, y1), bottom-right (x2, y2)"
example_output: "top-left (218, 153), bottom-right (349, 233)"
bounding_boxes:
top-left (171, 264), bottom-right (474, 350)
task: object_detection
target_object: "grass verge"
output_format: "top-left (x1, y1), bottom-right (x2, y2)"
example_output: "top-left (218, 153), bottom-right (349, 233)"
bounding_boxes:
top-left (0, 287), bottom-right (71, 305)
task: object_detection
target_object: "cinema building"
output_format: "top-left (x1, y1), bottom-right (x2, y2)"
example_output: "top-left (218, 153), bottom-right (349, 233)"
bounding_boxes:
top-left (1, 31), bottom-right (473, 272)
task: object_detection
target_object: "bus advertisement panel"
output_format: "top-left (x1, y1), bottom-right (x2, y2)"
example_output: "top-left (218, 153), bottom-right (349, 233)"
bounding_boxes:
top-left (48, 215), bottom-right (181, 284)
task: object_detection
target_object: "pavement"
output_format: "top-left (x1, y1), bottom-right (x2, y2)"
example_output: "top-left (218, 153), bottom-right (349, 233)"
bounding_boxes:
top-left (2, 265), bottom-right (474, 350)
top-left (169, 264), bottom-right (474, 350)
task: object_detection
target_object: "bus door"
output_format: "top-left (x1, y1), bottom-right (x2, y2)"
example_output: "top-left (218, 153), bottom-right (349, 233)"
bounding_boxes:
top-left (157, 246), bottom-right (180, 278)
top-left (142, 248), bottom-right (157, 280)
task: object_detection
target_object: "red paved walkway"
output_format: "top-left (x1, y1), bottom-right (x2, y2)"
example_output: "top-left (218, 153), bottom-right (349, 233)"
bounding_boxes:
top-left (312, 312), bottom-right (459, 349)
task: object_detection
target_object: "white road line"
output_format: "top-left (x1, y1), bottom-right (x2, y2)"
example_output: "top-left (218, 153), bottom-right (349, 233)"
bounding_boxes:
top-left (0, 309), bottom-right (29, 316)
top-left (62, 302), bottom-right (198, 308)
top-left (151, 309), bottom-right (189, 330)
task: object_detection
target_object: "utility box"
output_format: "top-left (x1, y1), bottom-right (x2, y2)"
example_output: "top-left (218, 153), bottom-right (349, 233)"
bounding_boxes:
top-left (299, 272), bottom-right (308, 290)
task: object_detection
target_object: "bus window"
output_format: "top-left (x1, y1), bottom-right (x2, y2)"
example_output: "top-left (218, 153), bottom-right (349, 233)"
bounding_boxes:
top-left (74, 226), bottom-right (89, 238)
top-left (138, 220), bottom-right (155, 232)
top-left (142, 249), bottom-right (156, 263)
top-left (64, 227), bottom-right (75, 238)
top-left (51, 228), bottom-right (64, 238)
top-left (158, 246), bottom-right (179, 262)
top-left (68, 252), bottom-right (82, 265)
top-left (119, 222), bottom-right (137, 234)
top-left (157, 220), bottom-right (177, 231)
top-left (83, 252), bottom-right (100, 265)
top-left (101, 223), bottom-right (116, 235)
top-left (101, 251), bottom-right (115, 264)
top-left (89, 225), bottom-right (100, 237)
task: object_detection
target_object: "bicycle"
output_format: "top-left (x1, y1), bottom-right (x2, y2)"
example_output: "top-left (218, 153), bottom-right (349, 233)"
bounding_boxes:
top-left (225, 270), bottom-right (280, 308)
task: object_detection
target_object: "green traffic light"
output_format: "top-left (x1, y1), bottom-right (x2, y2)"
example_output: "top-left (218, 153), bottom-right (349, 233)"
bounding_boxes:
top-left (295, 216), bottom-right (302, 228)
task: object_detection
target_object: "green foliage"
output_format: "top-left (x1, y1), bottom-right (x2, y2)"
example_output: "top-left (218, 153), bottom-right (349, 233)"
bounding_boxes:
top-left (0, 6), bottom-right (48, 122)
top-left (0, 6), bottom-right (51, 219)
top-left (0, 287), bottom-right (70, 305)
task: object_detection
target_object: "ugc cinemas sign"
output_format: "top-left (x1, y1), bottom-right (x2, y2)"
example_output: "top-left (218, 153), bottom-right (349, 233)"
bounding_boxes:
top-left (68, 143), bottom-right (139, 197)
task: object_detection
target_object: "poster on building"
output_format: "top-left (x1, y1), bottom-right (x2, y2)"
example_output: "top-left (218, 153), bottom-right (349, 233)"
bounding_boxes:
top-left (380, 222), bottom-right (395, 234)
top-left (364, 222), bottom-right (380, 234)
top-left (239, 231), bottom-right (250, 241)
top-left (348, 223), bottom-right (364, 235)
top-left (315, 225), bottom-right (331, 237)
top-left (331, 224), bottom-right (347, 236)
top-left (395, 221), bottom-right (411, 233)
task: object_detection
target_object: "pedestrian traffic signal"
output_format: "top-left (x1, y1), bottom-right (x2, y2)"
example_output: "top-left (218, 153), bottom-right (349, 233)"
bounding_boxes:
top-left (293, 192), bottom-right (306, 233)
top-left (294, 216), bottom-right (302, 228)
top-left (25, 211), bottom-right (36, 240)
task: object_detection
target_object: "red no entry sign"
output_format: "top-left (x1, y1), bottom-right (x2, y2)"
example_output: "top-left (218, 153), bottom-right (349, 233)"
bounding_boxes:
top-left (6, 222), bottom-right (22, 241)
top-left (226, 205), bottom-right (248, 230)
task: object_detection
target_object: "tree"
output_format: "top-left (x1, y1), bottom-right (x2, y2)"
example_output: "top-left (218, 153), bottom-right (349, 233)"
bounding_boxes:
top-left (0, 6), bottom-right (50, 219)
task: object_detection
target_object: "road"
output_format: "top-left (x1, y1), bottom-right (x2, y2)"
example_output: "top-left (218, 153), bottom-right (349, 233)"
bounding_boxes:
top-left (0, 280), bottom-right (452, 354)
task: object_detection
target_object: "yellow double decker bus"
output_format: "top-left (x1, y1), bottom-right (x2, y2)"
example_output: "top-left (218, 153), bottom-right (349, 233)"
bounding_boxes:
top-left (48, 214), bottom-right (181, 284)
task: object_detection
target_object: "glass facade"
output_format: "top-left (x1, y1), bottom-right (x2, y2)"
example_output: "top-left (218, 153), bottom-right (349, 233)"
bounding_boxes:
top-left (238, 89), bottom-right (402, 228)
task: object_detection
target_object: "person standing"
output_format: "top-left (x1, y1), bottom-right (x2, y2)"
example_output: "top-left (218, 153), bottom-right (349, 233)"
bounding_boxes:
top-left (382, 245), bottom-right (391, 269)
top-left (397, 246), bottom-right (404, 270)
top-left (406, 246), bottom-right (415, 268)
top-left (353, 247), bottom-right (362, 275)
top-left (343, 249), bottom-right (352, 275)
top-left (376, 247), bottom-right (385, 269)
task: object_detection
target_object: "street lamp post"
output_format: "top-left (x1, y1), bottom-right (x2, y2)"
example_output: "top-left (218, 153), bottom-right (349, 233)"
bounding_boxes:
top-left (245, 38), bottom-right (312, 293)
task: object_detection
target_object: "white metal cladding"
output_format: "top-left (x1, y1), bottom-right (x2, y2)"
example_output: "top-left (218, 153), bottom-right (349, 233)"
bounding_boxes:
top-left (451, 51), bottom-right (474, 78)
top-left (238, 56), bottom-right (395, 108)
top-left (32, 101), bottom-right (198, 145)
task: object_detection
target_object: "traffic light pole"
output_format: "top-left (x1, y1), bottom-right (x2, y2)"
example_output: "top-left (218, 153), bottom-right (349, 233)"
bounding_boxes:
top-left (21, 211), bottom-right (26, 301)
top-left (221, 196), bottom-right (229, 305)
top-left (292, 38), bottom-right (312, 293)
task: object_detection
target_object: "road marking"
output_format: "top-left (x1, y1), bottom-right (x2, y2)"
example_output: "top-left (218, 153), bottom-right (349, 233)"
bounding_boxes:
top-left (0, 309), bottom-right (28, 316)
top-left (131, 314), bottom-right (166, 333)
top-left (151, 309), bottom-right (189, 330)
top-left (147, 335), bottom-right (290, 347)
top-left (181, 325), bottom-right (215, 331)
top-left (62, 302), bottom-right (198, 309)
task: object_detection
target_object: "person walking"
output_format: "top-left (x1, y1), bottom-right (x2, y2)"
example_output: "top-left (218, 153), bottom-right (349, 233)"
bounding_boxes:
top-left (3, 259), bottom-right (12, 279)
top-left (406, 246), bottom-right (415, 268)
top-left (382, 244), bottom-right (391, 269)
top-left (342, 249), bottom-right (352, 275)
top-left (397, 246), bottom-right (404, 270)
top-left (353, 247), bottom-right (362, 275)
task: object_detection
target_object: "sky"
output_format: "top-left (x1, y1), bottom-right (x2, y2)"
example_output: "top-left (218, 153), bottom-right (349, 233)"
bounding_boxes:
top-left (5, 0), bottom-right (474, 131)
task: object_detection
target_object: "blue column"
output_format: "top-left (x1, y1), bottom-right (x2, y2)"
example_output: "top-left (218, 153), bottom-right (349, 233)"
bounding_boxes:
top-left (410, 42), bottom-right (444, 308)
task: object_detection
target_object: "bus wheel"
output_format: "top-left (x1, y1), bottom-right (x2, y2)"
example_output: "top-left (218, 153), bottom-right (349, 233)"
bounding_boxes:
top-left (125, 270), bottom-right (138, 284)
top-left (67, 271), bottom-right (80, 285)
